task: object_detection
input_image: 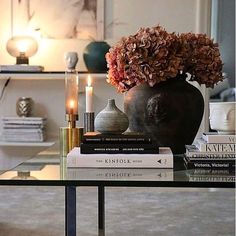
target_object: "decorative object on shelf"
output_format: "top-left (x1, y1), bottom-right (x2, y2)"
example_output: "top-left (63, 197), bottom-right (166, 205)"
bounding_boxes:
top-left (84, 74), bottom-right (95, 133)
top-left (16, 97), bottom-right (33, 117)
top-left (95, 99), bottom-right (129, 134)
top-left (209, 102), bottom-right (235, 134)
top-left (106, 24), bottom-right (224, 154)
top-left (3, 35), bottom-right (44, 72)
top-left (83, 41), bottom-right (110, 73)
top-left (60, 52), bottom-right (80, 157)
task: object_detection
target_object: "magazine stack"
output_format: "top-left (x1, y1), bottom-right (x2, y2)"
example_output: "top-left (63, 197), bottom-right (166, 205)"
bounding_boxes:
top-left (184, 132), bottom-right (236, 171)
top-left (1, 117), bottom-right (47, 142)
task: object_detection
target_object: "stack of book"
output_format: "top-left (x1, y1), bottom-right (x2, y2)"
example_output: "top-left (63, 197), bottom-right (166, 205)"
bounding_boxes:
top-left (184, 132), bottom-right (236, 171)
top-left (1, 117), bottom-right (47, 142)
top-left (67, 132), bottom-right (173, 168)
top-left (81, 132), bottom-right (158, 154)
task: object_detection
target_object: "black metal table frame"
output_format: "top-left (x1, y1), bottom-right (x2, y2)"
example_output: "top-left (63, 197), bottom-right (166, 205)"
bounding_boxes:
top-left (0, 180), bottom-right (234, 236)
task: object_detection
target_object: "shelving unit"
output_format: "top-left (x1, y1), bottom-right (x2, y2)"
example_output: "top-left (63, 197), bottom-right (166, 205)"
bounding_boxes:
top-left (0, 72), bottom-right (107, 80)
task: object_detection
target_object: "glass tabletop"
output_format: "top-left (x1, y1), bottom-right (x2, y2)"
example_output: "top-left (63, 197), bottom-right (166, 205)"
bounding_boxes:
top-left (0, 152), bottom-right (235, 188)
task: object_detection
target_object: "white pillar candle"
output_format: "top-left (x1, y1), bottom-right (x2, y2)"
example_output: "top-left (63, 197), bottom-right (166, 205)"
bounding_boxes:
top-left (86, 75), bottom-right (93, 112)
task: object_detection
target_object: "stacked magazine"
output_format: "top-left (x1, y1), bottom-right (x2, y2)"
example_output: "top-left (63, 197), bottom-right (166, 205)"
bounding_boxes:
top-left (184, 132), bottom-right (236, 171)
top-left (1, 117), bottom-right (47, 142)
top-left (67, 132), bottom-right (173, 169)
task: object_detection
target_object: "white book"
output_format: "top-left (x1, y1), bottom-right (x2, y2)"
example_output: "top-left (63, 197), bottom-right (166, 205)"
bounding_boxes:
top-left (66, 168), bottom-right (173, 181)
top-left (0, 65), bottom-right (44, 72)
top-left (202, 132), bottom-right (236, 144)
top-left (195, 138), bottom-right (236, 153)
top-left (67, 147), bottom-right (173, 168)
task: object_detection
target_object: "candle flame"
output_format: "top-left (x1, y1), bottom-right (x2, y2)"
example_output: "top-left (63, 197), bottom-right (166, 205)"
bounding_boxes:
top-left (69, 100), bottom-right (75, 108)
top-left (87, 74), bottom-right (92, 87)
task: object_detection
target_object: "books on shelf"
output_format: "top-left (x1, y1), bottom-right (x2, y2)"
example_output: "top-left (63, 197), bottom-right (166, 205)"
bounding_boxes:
top-left (67, 147), bottom-right (173, 168)
top-left (202, 132), bottom-right (236, 144)
top-left (0, 65), bottom-right (44, 72)
top-left (184, 132), bottom-right (236, 171)
top-left (1, 116), bottom-right (47, 142)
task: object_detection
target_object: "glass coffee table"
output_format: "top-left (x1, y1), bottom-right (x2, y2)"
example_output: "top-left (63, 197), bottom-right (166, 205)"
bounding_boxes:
top-left (0, 152), bottom-right (234, 236)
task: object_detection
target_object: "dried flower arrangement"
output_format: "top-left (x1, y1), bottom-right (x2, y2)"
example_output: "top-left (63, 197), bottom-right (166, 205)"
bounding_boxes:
top-left (106, 25), bottom-right (223, 92)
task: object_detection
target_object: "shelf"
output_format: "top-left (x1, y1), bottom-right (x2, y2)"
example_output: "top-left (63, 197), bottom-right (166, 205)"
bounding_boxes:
top-left (0, 71), bottom-right (107, 80)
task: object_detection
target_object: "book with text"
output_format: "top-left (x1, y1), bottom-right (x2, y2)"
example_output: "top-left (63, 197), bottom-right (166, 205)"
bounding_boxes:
top-left (83, 132), bottom-right (152, 144)
top-left (202, 132), bottom-right (236, 144)
top-left (184, 156), bottom-right (235, 170)
top-left (67, 147), bottom-right (173, 168)
top-left (185, 145), bottom-right (236, 158)
top-left (80, 143), bottom-right (159, 154)
top-left (195, 138), bottom-right (236, 153)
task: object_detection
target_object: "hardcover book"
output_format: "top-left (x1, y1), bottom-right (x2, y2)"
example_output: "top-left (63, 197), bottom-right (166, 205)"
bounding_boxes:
top-left (80, 143), bottom-right (159, 154)
top-left (195, 138), bottom-right (236, 153)
top-left (185, 145), bottom-right (236, 158)
top-left (184, 156), bottom-right (235, 170)
top-left (67, 147), bottom-right (173, 168)
top-left (202, 132), bottom-right (236, 144)
top-left (83, 132), bottom-right (152, 144)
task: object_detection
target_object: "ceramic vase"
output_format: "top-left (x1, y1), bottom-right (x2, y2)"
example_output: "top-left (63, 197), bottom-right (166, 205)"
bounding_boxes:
top-left (95, 99), bottom-right (129, 134)
top-left (124, 74), bottom-right (204, 154)
top-left (83, 41), bottom-right (110, 73)
top-left (16, 97), bottom-right (33, 117)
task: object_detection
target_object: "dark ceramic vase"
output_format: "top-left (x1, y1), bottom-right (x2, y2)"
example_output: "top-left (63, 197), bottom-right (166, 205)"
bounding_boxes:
top-left (83, 41), bottom-right (110, 73)
top-left (124, 75), bottom-right (204, 154)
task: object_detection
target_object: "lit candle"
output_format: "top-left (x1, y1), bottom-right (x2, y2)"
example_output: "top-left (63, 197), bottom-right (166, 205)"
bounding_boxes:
top-left (65, 70), bottom-right (79, 115)
top-left (86, 74), bottom-right (93, 112)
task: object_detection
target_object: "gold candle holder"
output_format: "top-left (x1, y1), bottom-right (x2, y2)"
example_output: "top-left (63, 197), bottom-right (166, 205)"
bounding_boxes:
top-left (59, 114), bottom-right (83, 157)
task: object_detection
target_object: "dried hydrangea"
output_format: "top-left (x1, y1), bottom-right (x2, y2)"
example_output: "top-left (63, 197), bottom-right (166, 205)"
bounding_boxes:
top-left (106, 25), bottom-right (223, 92)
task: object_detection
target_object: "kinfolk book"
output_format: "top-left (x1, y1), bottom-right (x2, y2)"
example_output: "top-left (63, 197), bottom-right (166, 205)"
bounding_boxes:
top-left (67, 147), bottom-right (173, 168)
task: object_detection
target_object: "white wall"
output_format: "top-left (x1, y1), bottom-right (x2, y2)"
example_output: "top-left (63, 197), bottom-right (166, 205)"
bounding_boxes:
top-left (0, 0), bottom-right (211, 148)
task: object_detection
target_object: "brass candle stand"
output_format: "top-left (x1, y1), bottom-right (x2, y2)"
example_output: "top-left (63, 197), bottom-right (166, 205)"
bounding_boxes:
top-left (59, 114), bottom-right (83, 157)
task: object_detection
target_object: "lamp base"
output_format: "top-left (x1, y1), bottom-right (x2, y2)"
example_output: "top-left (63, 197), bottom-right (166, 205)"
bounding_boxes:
top-left (59, 127), bottom-right (83, 157)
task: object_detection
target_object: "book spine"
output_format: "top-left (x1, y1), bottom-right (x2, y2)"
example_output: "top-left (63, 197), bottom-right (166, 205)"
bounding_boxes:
top-left (188, 175), bottom-right (235, 182)
top-left (185, 153), bottom-right (236, 160)
top-left (196, 142), bottom-right (236, 153)
top-left (83, 136), bottom-right (152, 144)
top-left (67, 155), bottom-right (173, 168)
top-left (185, 159), bottom-right (235, 170)
top-left (80, 143), bottom-right (158, 154)
top-left (202, 134), bottom-right (236, 144)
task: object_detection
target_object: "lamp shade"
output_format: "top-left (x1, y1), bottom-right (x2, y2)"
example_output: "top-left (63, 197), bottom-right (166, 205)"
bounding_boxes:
top-left (6, 36), bottom-right (38, 64)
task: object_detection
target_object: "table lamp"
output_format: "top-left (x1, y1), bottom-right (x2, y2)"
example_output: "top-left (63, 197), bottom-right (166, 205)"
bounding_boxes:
top-left (0, 35), bottom-right (44, 72)
top-left (6, 36), bottom-right (38, 65)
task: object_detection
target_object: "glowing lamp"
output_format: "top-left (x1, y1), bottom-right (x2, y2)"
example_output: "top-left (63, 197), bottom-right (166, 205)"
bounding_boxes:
top-left (6, 36), bottom-right (38, 65)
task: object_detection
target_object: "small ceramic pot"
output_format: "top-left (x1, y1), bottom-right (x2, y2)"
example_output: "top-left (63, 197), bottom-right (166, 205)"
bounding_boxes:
top-left (95, 99), bottom-right (129, 134)
top-left (209, 102), bottom-right (235, 134)
top-left (16, 97), bottom-right (33, 117)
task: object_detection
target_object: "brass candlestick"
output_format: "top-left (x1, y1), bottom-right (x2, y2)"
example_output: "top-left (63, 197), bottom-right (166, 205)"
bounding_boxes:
top-left (60, 114), bottom-right (83, 157)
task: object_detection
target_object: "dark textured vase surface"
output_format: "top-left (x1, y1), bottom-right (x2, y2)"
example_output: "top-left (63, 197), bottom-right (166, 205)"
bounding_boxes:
top-left (83, 41), bottom-right (110, 73)
top-left (124, 76), bottom-right (204, 154)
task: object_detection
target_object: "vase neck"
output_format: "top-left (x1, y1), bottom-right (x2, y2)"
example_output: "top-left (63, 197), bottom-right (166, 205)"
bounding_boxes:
top-left (107, 99), bottom-right (116, 109)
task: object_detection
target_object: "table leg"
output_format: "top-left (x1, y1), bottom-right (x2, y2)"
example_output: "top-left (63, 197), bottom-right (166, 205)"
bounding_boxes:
top-left (98, 186), bottom-right (105, 236)
top-left (65, 186), bottom-right (76, 236)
